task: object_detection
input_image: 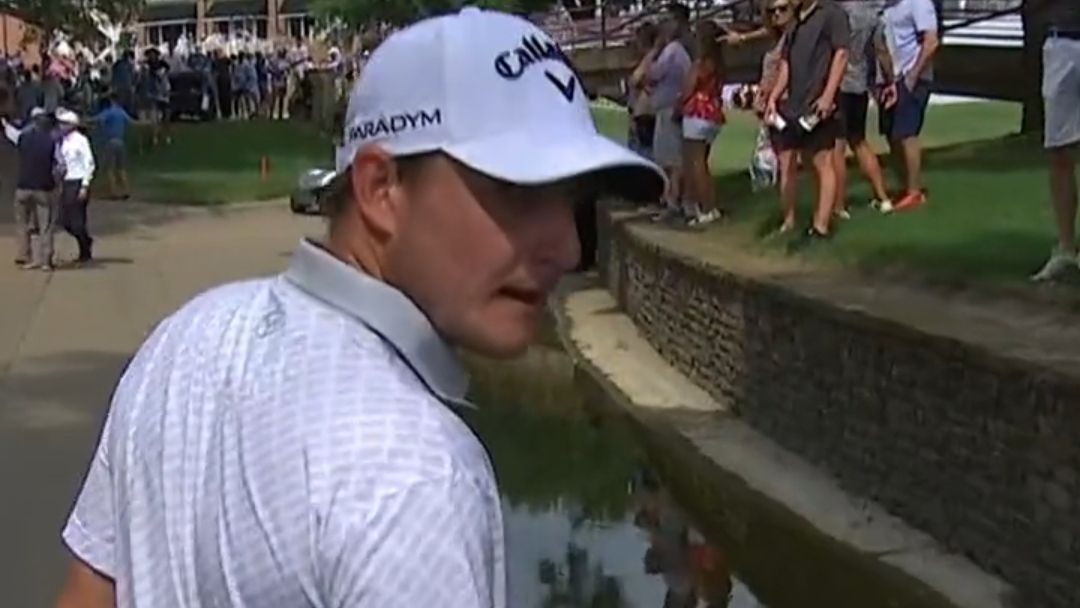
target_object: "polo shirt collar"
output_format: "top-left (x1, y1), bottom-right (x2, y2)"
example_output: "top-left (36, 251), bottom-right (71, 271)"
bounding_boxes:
top-left (798, 0), bottom-right (821, 21)
top-left (284, 239), bottom-right (472, 408)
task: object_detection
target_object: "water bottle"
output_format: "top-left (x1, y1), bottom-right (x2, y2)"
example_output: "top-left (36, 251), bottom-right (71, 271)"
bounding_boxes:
top-left (799, 113), bottom-right (821, 132)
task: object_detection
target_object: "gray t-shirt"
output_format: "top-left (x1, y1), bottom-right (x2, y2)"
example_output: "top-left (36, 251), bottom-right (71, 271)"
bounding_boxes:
top-left (648, 40), bottom-right (692, 111)
top-left (783, 0), bottom-right (851, 118)
top-left (1046, 0), bottom-right (1080, 32)
top-left (839, 0), bottom-right (886, 94)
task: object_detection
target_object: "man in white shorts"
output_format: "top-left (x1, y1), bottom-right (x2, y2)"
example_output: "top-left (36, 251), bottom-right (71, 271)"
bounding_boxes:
top-left (1033, 1), bottom-right (1080, 281)
top-left (53, 8), bottom-right (663, 608)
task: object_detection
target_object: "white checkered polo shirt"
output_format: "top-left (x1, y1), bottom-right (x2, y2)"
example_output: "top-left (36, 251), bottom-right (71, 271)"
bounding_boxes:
top-left (62, 240), bottom-right (507, 607)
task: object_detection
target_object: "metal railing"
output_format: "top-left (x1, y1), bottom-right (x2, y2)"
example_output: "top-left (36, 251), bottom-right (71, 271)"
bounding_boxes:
top-left (545, 0), bottom-right (1024, 51)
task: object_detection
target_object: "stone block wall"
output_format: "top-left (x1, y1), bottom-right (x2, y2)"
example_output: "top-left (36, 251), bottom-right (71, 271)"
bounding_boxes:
top-left (598, 207), bottom-right (1080, 608)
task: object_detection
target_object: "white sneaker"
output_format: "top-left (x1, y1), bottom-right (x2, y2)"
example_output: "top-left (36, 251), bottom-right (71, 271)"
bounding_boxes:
top-left (688, 209), bottom-right (723, 227)
top-left (834, 208), bottom-right (852, 220)
top-left (872, 199), bottom-right (894, 214)
top-left (1031, 247), bottom-right (1078, 282)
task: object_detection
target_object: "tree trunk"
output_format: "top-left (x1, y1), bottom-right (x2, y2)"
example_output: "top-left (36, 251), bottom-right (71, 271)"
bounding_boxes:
top-left (1020, 0), bottom-right (1045, 134)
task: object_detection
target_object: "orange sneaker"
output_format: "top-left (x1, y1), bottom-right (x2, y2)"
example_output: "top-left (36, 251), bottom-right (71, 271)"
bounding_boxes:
top-left (893, 190), bottom-right (927, 212)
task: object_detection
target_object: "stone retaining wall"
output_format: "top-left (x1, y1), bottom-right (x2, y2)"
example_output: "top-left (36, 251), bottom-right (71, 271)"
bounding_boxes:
top-left (597, 205), bottom-right (1079, 608)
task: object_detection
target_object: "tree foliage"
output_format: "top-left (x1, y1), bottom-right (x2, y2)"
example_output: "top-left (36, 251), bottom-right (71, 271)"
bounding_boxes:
top-left (311, 0), bottom-right (557, 29)
top-left (0, 0), bottom-right (145, 43)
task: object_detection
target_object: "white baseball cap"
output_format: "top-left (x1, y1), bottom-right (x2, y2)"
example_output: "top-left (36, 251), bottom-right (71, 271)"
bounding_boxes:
top-left (335, 7), bottom-right (664, 200)
top-left (56, 108), bottom-right (80, 125)
top-left (29, 107), bottom-right (46, 118)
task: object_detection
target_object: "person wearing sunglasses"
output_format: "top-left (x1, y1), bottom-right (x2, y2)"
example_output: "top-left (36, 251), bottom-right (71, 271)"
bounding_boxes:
top-left (766, 0), bottom-right (851, 244)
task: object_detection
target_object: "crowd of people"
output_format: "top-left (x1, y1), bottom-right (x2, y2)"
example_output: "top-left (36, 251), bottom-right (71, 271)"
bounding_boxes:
top-left (1, 40), bottom-right (358, 124)
top-left (0, 35), bottom-right (362, 272)
top-left (625, 0), bottom-right (940, 246)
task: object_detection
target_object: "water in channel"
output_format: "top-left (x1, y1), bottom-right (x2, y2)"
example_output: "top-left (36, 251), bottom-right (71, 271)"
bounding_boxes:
top-left (462, 346), bottom-right (765, 608)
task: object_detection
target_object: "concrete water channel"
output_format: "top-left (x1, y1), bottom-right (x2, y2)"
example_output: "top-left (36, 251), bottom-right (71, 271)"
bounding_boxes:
top-left (464, 339), bottom-right (969, 608)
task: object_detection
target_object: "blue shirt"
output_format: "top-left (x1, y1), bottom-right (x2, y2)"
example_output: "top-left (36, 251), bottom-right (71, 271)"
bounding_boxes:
top-left (112, 59), bottom-right (134, 90)
top-left (883, 0), bottom-right (938, 82)
top-left (94, 104), bottom-right (134, 142)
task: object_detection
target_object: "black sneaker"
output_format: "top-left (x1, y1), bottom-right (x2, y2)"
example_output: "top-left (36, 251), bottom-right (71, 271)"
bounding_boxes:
top-left (787, 226), bottom-right (830, 253)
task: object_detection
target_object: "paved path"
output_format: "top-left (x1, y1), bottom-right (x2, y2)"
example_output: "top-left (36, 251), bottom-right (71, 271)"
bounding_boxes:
top-left (0, 199), bottom-right (320, 607)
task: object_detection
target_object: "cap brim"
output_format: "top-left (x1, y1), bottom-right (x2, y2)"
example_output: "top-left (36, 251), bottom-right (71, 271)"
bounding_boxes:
top-left (443, 130), bottom-right (666, 202)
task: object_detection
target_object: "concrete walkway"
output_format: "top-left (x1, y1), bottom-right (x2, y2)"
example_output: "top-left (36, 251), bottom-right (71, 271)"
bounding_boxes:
top-left (0, 199), bottom-right (320, 607)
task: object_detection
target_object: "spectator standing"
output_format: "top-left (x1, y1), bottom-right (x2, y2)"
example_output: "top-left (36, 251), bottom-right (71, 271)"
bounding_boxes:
top-left (111, 51), bottom-right (137, 116)
top-left (269, 49), bottom-right (290, 120)
top-left (1032, 1), bottom-right (1080, 281)
top-left (748, 0), bottom-right (796, 193)
top-left (214, 52), bottom-right (233, 120)
top-left (16, 66), bottom-right (43, 122)
top-left (627, 22), bottom-right (659, 160)
top-left (55, 108), bottom-right (96, 264)
top-left (53, 8), bottom-right (662, 608)
top-left (834, 0), bottom-right (894, 218)
top-left (644, 3), bottom-right (692, 217)
top-left (90, 94), bottom-right (137, 199)
top-left (679, 19), bottom-right (726, 227)
top-left (255, 51), bottom-right (270, 117)
top-left (3, 108), bottom-right (58, 270)
top-left (40, 65), bottom-right (63, 114)
top-left (879, 0), bottom-right (939, 211)
top-left (766, 0), bottom-right (850, 242)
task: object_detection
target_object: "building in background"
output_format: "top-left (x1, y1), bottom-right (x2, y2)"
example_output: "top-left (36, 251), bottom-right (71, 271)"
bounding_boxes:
top-left (1, 11), bottom-right (42, 64)
top-left (137, 0), bottom-right (316, 47)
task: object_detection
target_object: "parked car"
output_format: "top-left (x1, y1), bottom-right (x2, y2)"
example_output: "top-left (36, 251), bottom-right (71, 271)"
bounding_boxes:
top-left (290, 168), bottom-right (337, 215)
top-left (169, 70), bottom-right (212, 122)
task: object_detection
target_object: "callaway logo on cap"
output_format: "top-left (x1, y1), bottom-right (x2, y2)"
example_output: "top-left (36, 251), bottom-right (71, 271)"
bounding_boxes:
top-left (336, 7), bottom-right (664, 199)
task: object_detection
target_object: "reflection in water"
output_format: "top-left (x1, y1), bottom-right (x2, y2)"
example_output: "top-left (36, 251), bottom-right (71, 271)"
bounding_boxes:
top-left (463, 349), bottom-right (764, 608)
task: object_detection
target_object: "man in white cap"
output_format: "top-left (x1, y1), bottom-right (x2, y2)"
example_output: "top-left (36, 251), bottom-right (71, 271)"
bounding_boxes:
top-left (54, 8), bottom-right (661, 608)
top-left (3, 107), bottom-right (59, 270)
top-left (55, 107), bottom-right (96, 264)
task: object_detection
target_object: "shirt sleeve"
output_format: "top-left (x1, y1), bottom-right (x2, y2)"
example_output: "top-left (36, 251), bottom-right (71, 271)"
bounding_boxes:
top-left (83, 136), bottom-right (96, 187)
top-left (3, 120), bottom-right (20, 144)
top-left (829, 6), bottom-right (852, 50)
top-left (914, 0), bottom-right (938, 33)
top-left (647, 44), bottom-right (673, 82)
top-left (61, 410), bottom-right (117, 578)
top-left (319, 474), bottom-right (501, 608)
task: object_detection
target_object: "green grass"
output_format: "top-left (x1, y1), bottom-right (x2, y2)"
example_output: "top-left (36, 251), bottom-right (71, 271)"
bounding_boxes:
top-left (112, 120), bottom-right (333, 205)
top-left (592, 101), bottom-right (1056, 284)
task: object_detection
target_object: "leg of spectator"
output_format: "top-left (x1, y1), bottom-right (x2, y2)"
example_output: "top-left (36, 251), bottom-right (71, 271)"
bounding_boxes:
top-left (811, 147), bottom-right (836, 235)
top-left (699, 140), bottom-right (718, 215)
top-left (902, 135), bottom-right (923, 195)
top-left (1048, 144), bottom-right (1079, 252)
top-left (681, 139), bottom-right (701, 218)
top-left (853, 139), bottom-right (891, 204)
top-left (778, 149), bottom-right (798, 232)
top-left (888, 138), bottom-right (907, 193)
top-left (833, 140), bottom-right (848, 216)
top-left (35, 192), bottom-right (56, 269)
top-left (13, 190), bottom-right (31, 264)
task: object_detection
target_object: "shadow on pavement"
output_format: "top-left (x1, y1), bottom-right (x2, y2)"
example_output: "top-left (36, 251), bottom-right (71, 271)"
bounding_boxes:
top-left (0, 349), bottom-right (131, 608)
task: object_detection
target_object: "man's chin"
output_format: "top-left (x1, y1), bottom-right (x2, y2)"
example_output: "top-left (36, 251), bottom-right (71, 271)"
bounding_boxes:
top-left (458, 320), bottom-right (538, 360)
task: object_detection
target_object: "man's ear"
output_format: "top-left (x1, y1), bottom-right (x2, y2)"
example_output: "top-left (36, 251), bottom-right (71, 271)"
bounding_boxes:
top-left (349, 146), bottom-right (405, 241)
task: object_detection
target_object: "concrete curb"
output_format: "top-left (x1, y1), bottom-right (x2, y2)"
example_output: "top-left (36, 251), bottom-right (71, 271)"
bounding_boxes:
top-left (551, 281), bottom-right (1015, 608)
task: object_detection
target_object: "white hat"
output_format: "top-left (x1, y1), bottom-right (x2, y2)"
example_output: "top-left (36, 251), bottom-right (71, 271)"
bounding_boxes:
top-left (56, 108), bottom-right (80, 125)
top-left (29, 107), bottom-right (45, 118)
top-left (335, 7), bottom-right (664, 200)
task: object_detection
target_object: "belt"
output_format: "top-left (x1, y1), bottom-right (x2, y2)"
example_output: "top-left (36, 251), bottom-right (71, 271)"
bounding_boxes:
top-left (1047, 28), bottom-right (1080, 41)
